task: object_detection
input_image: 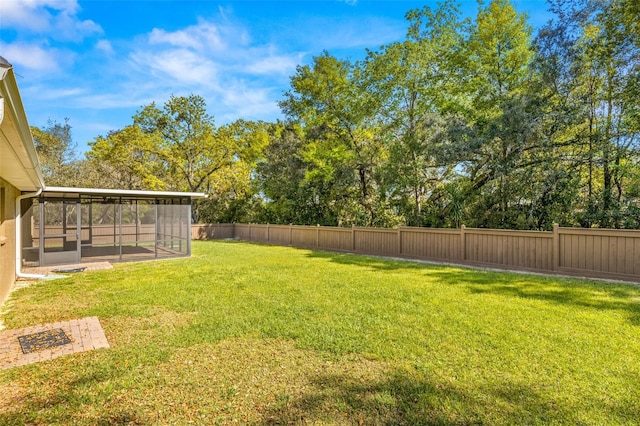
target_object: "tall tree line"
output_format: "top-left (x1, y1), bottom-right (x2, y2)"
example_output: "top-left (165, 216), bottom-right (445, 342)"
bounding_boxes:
top-left (32, 0), bottom-right (640, 229)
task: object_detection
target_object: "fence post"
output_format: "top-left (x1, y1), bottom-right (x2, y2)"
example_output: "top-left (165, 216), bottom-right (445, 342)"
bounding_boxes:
top-left (397, 226), bottom-right (402, 256)
top-left (316, 224), bottom-right (320, 248)
top-left (267, 223), bottom-right (270, 243)
top-left (248, 223), bottom-right (252, 241)
top-left (289, 224), bottom-right (293, 246)
top-left (552, 223), bottom-right (559, 271)
top-left (352, 224), bottom-right (356, 252)
top-left (460, 225), bottom-right (466, 261)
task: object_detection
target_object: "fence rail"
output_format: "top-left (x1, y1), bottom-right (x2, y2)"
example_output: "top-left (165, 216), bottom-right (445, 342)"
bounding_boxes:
top-left (191, 223), bottom-right (640, 283)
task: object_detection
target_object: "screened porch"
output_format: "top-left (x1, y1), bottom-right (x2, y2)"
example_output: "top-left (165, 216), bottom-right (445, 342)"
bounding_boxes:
top-left (20, 188), bottom-right (204, 267)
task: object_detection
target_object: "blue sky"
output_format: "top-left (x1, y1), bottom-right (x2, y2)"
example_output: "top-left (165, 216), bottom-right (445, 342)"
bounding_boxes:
top-left (0, 0), bottom-right (553, 155)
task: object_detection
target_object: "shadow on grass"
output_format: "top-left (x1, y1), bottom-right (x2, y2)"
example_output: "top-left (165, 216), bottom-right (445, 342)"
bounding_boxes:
top-left (0, 363), bottom-right (589, 425)
top-left (0, 349), bottom-right (159, 425)
top-left (259, 367), bottom-right (586, 425)
top-left (305, 250), bottom-right (436, 272)
top-left (428, 269), bottom-right (640, 326)
top-left (305, 250), bottom-right (640, 326)
top-left (2, 340), bottom-right (637, 425)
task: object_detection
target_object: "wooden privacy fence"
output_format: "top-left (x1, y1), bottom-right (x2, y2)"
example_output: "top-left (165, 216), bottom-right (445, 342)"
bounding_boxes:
top-left (191, 223), bottom-right (640, 283)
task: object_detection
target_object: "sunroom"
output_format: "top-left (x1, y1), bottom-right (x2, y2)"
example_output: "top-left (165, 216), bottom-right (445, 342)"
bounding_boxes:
top-left (20, 187), bottom-right (205, 267)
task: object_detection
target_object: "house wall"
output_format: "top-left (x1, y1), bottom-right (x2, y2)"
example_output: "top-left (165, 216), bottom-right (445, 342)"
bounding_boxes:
top-left (0, 177), bottom-right (18, 305)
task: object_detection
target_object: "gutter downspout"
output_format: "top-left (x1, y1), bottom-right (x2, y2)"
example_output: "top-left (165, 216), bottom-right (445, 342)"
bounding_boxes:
top-left (15, 189), bottom-right (45, 279)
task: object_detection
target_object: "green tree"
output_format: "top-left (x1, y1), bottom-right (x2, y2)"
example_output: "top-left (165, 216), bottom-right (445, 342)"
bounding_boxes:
top-left (366, 1), bottom-right (468, 225)
top-left (133, 94), bottom-right (228, 194)
top-left (469, 0), bottom-right (533, 109)
top-left (461, 0), bottom-right (538, 227)
top-left (622, 0), bottom-right (640, 40)
top-left (280, 52), bottom-right (388, 226)
top-left (86, 125), bottom-right (166, 190)
top-left (31, 119), bottom-right (79, 186)
top-left (197, 120), bottom-right (270, 223)
top-left (132, 94), bottom-right (238, 221)
top-left (255, 123), bottom-right (348, 225)
top-left (536, 0), bottom-right (640, 228)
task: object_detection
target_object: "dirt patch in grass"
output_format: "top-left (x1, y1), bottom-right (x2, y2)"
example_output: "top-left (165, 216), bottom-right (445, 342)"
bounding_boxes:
top-left (0, 381), bottom-right (29, 413)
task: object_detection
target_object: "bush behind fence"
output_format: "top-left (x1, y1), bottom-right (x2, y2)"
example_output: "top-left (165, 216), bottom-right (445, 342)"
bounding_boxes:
top-left (192, 223), bottom-right (640, 283)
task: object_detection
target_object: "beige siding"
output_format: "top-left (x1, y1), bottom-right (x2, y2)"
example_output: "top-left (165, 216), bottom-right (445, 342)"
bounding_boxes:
top-left (0, 179), bottom-right (18, 305)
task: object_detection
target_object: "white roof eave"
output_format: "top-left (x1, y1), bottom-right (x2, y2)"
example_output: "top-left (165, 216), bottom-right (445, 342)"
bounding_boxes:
top-left (0, 60), bottom-right (46, 191)
top-left (43, 186), bottom-right (208, 199)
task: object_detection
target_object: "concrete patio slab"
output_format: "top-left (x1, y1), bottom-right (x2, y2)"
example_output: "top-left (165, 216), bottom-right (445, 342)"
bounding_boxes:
top-left (22, 261), bottom-right (113, 276)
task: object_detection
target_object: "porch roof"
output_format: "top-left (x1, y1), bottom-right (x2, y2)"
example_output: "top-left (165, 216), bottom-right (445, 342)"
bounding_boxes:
top-left (42, 186), bottom-right (207, 200)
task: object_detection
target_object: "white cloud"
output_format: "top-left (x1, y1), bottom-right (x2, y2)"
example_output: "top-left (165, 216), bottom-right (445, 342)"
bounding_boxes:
top-left (130, 48), bottom-right (219, 87)
top-left (96, 40), bottom-right (114, 55)
top-left (343, 19), bottom-right (405, 48)
top-left (244, 53), bottom-right (301, 75)
top-left (0, 0), bottom-right (52, 32)
top-left (73, 92), bottom-right (156, 110)
top-left (129, 16), bottom-right (301, 96)
top-left (294, 16), bottom-right (406, 52)
top-left (220, 85), bottom-right (281, 120)
top-left (23, 85), bottom-right (85, 100)
top-left (0, 0), bottom-right (102, 41)
top-left (0, 42), bottom-right (64, 72)
top-left (52, 10), bottom-right (102, 42)
top-left (118, 15), bottom-right (298, 125)
top-left (148, 18), bottom-right (249, 52)
top-left (16, 7), bottom-right (406, 149)
top-left (80, 120), bottom-right (124, 138)
top-left (149, 28), bottom-right (205, 50)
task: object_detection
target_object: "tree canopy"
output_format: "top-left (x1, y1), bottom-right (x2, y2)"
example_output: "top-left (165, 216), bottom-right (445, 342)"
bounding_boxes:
top-left (40, 0), bottom-right (640, 229)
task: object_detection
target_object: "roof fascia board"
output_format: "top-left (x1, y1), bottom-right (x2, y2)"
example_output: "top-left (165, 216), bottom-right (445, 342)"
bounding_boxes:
top-left (43, 186), bottom-right (208, 199)
top-left (0, 64), bottom-right (45, 190)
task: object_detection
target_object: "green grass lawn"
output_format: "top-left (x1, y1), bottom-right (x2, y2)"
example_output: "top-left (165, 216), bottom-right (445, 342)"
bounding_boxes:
top-left (1, 240), bottom-right (640, 425)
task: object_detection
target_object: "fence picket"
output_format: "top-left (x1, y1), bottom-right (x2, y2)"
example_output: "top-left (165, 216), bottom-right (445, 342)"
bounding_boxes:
top-left (191, 223), bottom-right (640, 283)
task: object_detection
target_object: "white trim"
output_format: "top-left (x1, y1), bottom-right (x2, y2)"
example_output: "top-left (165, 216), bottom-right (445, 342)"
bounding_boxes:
top-left (16, 188), bottom-right (45, 279)
top-left (0, 62), bottom-right (45, 191)
top-left (43, 186), bottom-right (207, 199)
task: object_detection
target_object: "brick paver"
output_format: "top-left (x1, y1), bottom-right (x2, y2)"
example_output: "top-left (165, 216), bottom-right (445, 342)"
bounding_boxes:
top-left (0, 317), bottom-right (109, 369)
